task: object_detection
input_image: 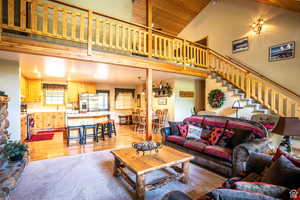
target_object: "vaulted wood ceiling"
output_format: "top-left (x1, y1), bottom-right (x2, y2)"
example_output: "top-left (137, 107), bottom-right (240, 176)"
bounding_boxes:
top-left (255, 0), bottom-right (300, 13)
top-left (132, 0), bottom-right (211, 35)
top-left (132, 0), bottom-right (300, 36)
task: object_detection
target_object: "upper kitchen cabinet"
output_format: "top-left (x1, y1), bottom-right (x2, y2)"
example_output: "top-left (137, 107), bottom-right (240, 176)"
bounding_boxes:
top-left (27, 79), bottom-right (42, 102)
top-left (20, 75), bottom-right (28, 101)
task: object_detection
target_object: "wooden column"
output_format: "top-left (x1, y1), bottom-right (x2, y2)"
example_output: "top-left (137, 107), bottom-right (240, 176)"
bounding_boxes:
top-left (87, 10), bottom-right (93, 55)
top-left (0, 0), bottom-right (2, 42)
top-left (146, 68), bottom-right (152, 141)
top-left (146, 0), bottom-right (152, 58)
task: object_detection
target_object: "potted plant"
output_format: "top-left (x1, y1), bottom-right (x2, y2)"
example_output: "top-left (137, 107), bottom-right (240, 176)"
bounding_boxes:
top-left (3, 141), bottom-right (28, 162)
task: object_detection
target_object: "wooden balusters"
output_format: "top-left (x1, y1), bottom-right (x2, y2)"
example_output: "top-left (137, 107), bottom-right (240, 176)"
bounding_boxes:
top-left (20, 0), bottom-right (27, 30)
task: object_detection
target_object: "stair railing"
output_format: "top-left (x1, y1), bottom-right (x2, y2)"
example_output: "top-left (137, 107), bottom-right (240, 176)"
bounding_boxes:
top-left (0, 0), bottom-right (208, 68)
top-left (208, 49), bottom-right (300, 118)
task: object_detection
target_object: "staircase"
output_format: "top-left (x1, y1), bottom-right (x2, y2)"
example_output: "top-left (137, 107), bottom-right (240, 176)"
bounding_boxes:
top-left (207, 50), bottom-right (300, 118)
top-left (208, 72), bottom-right (271, 119)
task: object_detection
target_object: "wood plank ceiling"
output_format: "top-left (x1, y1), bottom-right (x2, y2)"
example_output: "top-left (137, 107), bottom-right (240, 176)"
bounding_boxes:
top-left (132, 0), bottom-right (210, 35)
top-left (133, 0), bottom-right (300, 36)
top-left (255, 0), bottom-right (300, 13)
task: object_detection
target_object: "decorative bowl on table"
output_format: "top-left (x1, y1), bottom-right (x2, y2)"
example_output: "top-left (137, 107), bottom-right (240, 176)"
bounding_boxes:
top-left (132, 141), bottom-right (162, 155)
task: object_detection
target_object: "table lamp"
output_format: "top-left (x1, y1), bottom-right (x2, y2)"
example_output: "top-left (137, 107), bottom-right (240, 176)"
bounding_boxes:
top-left (232, 100), bottom-right (243, 118)
top-left (272, 117), bottom-right (300, 153)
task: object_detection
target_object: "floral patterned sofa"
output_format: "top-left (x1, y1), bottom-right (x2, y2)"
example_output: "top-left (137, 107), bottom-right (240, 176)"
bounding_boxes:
top-left (161, 115), bottom-right (272, 177)
top-left (161, 150), bottom-right (300, 200)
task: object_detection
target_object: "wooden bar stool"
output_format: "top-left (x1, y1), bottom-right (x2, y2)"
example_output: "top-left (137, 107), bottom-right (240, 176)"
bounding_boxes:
top-left (67, 125), bottom-right (83, 146)
top-left (82, 124), bottom-right (97, 144)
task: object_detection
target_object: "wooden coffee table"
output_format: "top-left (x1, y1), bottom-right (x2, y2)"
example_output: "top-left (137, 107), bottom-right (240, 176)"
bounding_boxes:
top-left (111, 146), bottom-right (194, 199)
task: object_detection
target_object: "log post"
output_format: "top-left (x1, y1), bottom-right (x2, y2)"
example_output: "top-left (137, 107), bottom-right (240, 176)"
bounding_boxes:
top-left (146, 0), bottom-right (152, 58)
top-left (87, 10), bottom-right (93, 56)
top-left (0, 0), bottom-right (2, 42)
top-left (146, 68), bottom-right (152, 141)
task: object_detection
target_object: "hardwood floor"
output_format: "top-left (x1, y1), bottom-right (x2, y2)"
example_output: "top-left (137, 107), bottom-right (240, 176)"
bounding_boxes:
top-left (27, 125), bottom-right (162, 161)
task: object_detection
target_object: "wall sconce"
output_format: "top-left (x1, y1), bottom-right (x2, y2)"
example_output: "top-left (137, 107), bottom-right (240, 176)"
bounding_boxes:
top-left (251, 18), bottom-right (264, 35)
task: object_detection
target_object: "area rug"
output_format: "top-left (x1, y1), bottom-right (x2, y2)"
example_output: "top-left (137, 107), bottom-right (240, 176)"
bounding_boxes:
top-left (10, 150), bottom-right (225, 200)
top-left (27, 133), bottom-right (54, 142)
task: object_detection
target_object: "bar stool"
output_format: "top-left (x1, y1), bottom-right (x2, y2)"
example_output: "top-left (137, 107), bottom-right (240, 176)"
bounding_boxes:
top-left (108, 119), bottom-right (117, 136)
top-left (82, 124), bottom-right (97, 144)
top-left (67, 125), bottom-right (83, 146)
top-left (96, 122), bottom-right (106, 141)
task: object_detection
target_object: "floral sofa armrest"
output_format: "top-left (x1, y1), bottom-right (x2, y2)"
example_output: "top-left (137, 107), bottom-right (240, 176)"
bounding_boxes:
top-left (208, 189), bottom-right (281, 200)
top-left (161, 127), bottom-right (171, 143)
top-left (232, 138), bottom-right (272, 176)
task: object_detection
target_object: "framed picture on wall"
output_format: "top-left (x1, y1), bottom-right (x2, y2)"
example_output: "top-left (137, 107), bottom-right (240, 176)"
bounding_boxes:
top-left (232, 37), bottom-right (249, 53)
top-left (269, 41), bottom-right (295, 62)
top-left (158, 98), bottom-right (167, 105)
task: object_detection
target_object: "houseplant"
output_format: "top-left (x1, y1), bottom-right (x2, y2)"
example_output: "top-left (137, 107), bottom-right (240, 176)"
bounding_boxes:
top-left (3, 141), bottom-right (28, 161)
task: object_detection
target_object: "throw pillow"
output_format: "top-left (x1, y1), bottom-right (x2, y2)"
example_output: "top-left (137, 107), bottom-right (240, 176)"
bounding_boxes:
top-left (168, 121), bottom-right (183, 136)
top-left (227, 129), bottom-right (254, 148)
top-left (177, 124), bottom-right (188, 137)
top-left (207, 128), bottom-right (224, 145)
top-left (272, 148), bottom-right (300, 168)
top-left (218, 129), bottom-right (234, 147)
top-left (186, 125), bottom-right (203, 139)
top-left (261, 155), bottom-right (300, 189)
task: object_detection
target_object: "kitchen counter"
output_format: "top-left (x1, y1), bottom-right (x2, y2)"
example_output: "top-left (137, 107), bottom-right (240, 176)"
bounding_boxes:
top-left (66, 112), bottom-right (111, 126)
top-left (66, 111), bottom-right (110, 118)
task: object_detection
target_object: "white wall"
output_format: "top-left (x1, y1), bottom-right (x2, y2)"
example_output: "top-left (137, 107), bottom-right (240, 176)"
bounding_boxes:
top-left (59, 0), bottom-right (133, 21)
top-left (179, 0), bottom-right (300, 96)
top-left (174, 79), bottom-right (197, 121)
top-left (0, 60), bottom-right (20, 141)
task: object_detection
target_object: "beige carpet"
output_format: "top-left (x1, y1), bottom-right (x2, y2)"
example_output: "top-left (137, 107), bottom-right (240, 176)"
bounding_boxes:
top-left (10, 149), bottom-right (225, 200)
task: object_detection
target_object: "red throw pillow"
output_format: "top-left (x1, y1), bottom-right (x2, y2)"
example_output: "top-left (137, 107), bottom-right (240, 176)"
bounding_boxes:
top-left (218, 129), bottom-right (234, 147)
top-left (207, 128), bottom-right (224, 145)
top-left (262, 123), bottom-right (276, 130)
top-left (272, 148), bottom-right (300, 168)
top-left (177, 124), bottom-right (188, 137)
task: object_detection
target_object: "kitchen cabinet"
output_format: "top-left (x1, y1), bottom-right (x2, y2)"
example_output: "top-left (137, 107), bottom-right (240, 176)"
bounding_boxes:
top-left (20, 75), bottom-right (28, 101)
top-left (31, 112), bottom-right (66, 130)
top-left (20, 116), bottom-right (27, 142)
top-left (67, 81), bottom-right (96, 104)
top-left (27, 79), bottom-right (42, 102)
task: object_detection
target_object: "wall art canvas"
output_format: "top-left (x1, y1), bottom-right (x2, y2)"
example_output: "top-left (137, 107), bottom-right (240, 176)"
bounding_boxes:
top-left (269, 41), bottom-right (295, 62)
top-left (232, 37), bottom-right (249, 53)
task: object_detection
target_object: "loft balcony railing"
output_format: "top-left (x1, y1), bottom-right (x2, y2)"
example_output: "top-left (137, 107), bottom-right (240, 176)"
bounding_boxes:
top-left (0, 0), bottom-right (208, 68)
top-left (0, 0), bottom-right (299, 118)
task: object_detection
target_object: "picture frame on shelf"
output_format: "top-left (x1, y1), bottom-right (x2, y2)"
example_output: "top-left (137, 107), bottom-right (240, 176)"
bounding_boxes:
top-left (269, 41), bottom-right (295, 62)
top-left (232, 37), bottom-right (249, 53)
top-left (158, 98), bottom-right (167, 105)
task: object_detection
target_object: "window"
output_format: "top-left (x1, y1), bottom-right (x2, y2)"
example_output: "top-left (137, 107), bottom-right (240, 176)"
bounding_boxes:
top-left (115, 88), bottom-right (135, 110)
top-left (116, 93), bottom-right (133, 109)
top-left (43, 84), bottom-right (66, 105)
top-left (96, 90), bottom-right (110, 111)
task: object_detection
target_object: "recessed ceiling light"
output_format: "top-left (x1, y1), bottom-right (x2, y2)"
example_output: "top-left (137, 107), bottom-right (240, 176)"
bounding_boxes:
top-left (45, 57), bottom-right (65, 77)
top-left (94, 64), bottom-right (109, 80)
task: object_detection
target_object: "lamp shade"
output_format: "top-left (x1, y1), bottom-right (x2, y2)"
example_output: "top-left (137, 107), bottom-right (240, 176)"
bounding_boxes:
top-left (272, 117), bottom-right (300, 136)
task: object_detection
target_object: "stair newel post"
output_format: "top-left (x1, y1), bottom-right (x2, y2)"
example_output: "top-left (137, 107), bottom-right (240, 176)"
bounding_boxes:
top-left (87, 9), bottom-right (93, 56)
top-left (245, 73), bottom-right (251, 98)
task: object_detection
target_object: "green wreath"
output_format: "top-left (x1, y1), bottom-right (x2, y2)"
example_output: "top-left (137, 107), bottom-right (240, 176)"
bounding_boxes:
top-left (208, 89), bottom-right (225, 108)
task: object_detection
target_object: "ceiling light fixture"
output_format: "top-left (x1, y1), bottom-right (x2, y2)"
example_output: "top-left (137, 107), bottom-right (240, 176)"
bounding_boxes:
top-left (251, 17), bottom-right (264, 35)
top-left (44, 57), bottom-right (66, 77)
top-left (94, 64), bottom-right (109, 80)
